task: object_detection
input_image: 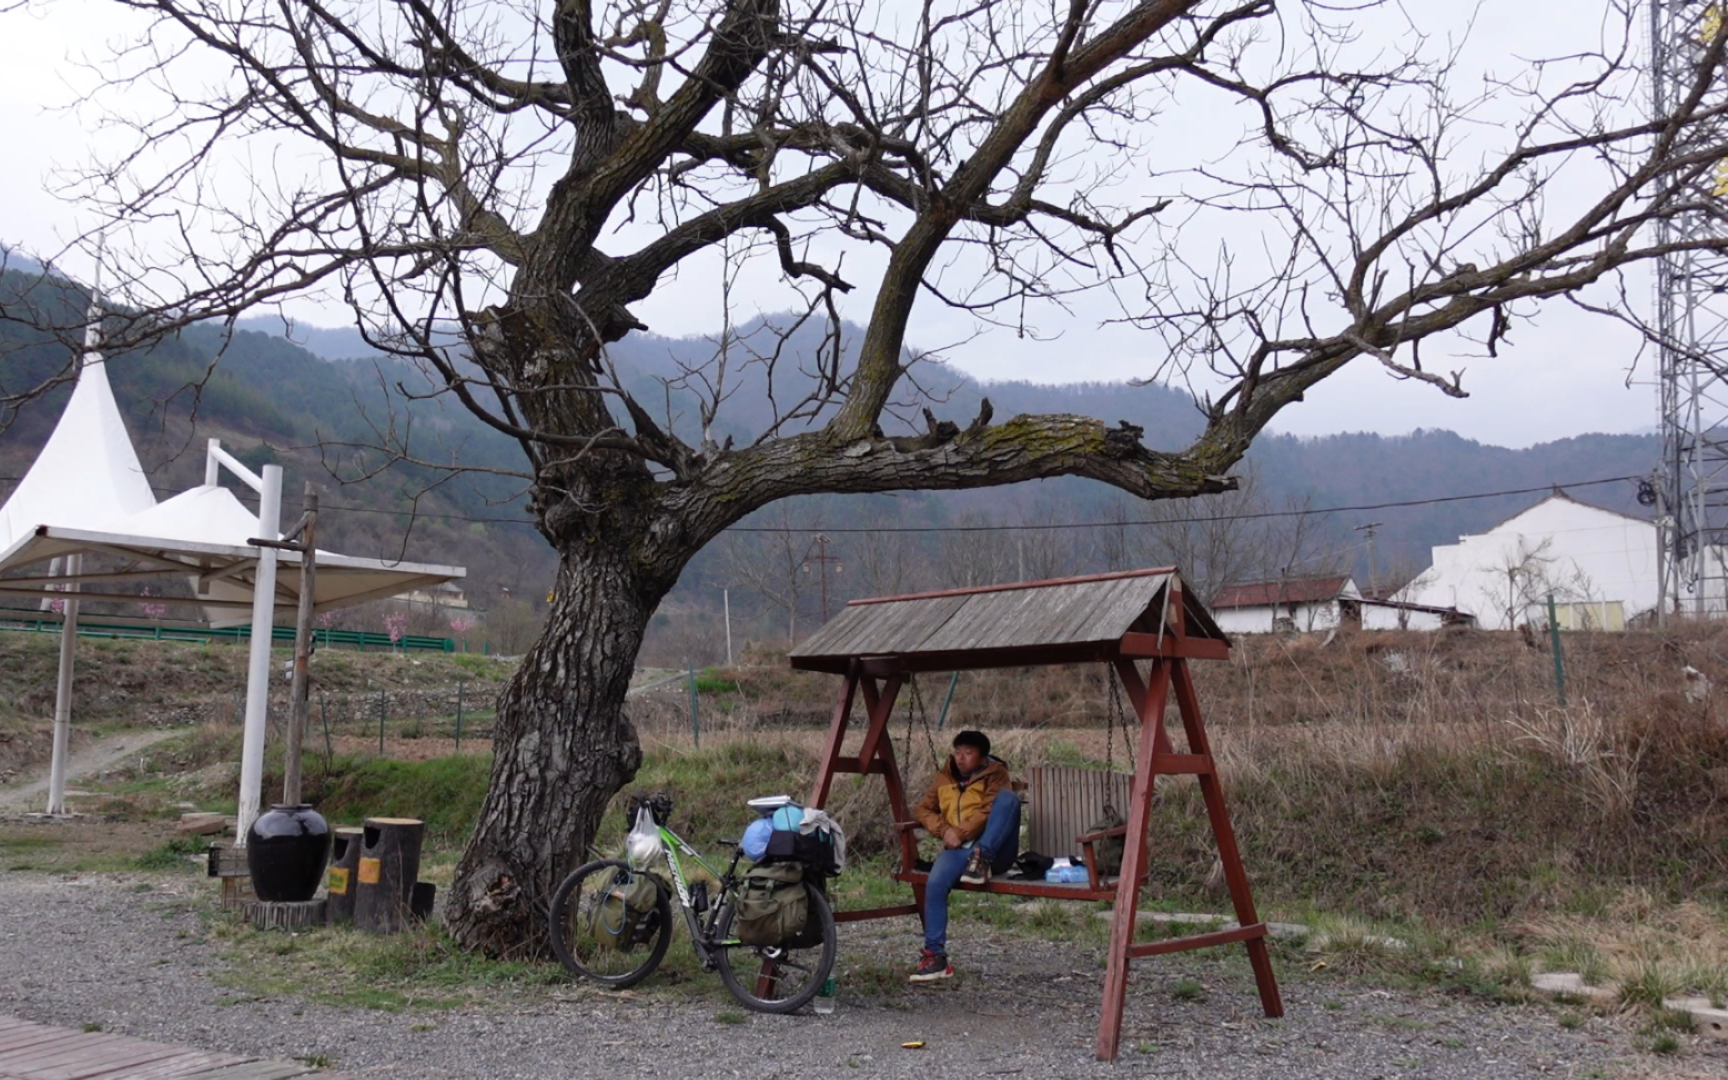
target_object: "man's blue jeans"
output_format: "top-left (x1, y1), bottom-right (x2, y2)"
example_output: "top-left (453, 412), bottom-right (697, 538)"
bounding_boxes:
top-left (922, 791), bottom-right (1021, 954)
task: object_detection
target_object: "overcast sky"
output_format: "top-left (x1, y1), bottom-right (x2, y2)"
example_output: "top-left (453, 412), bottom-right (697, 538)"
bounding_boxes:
top-left (0, 0), bottom-right (1664, 449)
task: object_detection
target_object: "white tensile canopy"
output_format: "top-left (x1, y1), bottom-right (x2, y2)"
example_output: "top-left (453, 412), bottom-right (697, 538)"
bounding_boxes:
top-left (0, 476), bottom-right (464, 629)
top-left (0, 303), bottom-right (464, 838)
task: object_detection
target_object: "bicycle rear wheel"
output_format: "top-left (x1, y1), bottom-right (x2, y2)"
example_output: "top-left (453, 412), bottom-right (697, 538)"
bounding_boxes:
top-left (713, 880), bottom-right (836, 1013)
top-left (548, 859), bottom-right (673, 988)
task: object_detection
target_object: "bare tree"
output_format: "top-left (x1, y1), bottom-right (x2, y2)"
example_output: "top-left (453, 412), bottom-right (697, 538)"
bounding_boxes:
top-left (934, 511), bottom-right (1016, 587)
top-left (1143, 471), bottom-right (1288, 604)
top-left (851, 522), bottom-right (925, 598)
top-left (1480, 536), bottom-right (1599, 630)
top-left (1090, 471), bottom-right (1325, 604)
top-left (1017, 501), bottom-right (1080, 581)
top-left (484, 595), bottom-right (549, 656)
top-left (723, 502), bottom-right (821, 643)
top-left (24, 0), bottom-right (1728, 953)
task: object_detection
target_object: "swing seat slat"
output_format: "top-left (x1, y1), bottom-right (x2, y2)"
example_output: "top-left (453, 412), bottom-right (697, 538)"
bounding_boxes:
top-left (890, 865), bottom-right (1118, 901)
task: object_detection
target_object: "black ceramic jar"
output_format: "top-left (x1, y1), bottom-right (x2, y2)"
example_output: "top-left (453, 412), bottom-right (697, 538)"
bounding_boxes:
top-left (246, 803), bottom-right (331, 902)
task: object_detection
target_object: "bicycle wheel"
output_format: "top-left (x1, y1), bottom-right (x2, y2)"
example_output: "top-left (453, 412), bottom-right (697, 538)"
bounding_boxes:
top-left (548, 859), bottom-right (673, 988)
top-left (714, 880), bottom-right (837, 1013)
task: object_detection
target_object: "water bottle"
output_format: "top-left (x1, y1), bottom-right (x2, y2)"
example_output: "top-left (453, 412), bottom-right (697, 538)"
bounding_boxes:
top-left (813, 976), bottom-right (836, 1015)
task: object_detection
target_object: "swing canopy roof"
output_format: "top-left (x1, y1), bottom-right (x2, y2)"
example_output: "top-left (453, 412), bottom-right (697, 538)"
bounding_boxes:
top-left (789, 568), bottom-right (1229, 675)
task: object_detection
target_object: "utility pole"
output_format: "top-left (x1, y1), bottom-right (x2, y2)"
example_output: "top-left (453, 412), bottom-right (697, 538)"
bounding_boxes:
top-left (255, 483), bottom-right (319, 805)
top-left (802, 534), bottom-right (843, 623)
top-left (723, 587), bottom-right (733, 667)
top-left (1354, 521), bottom-right (1384, 598)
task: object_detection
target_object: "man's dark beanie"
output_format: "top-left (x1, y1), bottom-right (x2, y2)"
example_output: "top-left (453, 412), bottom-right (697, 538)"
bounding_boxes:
top-left (952, 729), bottom-right (991, 757)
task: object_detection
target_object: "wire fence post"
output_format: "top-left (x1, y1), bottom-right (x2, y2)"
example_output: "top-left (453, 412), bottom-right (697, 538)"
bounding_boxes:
top-left (319, 690), bottom-right (333, 774)
top-left (687, 660), bottom-right (700, 748)
top-left (456, 679), bottom-right (465, 751)
top-left (378, 688), bottom-right (387, 755)
top-left (1546, 592), bottom-right (1567, 707)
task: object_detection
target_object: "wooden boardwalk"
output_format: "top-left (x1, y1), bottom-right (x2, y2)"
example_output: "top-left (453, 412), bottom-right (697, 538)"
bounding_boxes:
top-left (0, 1016), bottom-right (346, 1080)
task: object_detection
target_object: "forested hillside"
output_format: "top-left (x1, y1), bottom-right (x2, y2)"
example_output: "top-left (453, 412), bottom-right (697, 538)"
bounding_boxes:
top-left (3, 267), bottom-right (1658, 661)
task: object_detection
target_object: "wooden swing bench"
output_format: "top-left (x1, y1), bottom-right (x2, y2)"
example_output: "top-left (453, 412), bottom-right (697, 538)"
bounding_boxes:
top-left (889, 765), bottom-right (1139, 898)
top-left (789, 568), bottom-right (1282, 1062)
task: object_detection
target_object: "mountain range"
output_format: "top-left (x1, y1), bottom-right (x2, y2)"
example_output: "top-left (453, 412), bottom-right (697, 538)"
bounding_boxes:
top-left (0, 266), bottom-right (1659, 655)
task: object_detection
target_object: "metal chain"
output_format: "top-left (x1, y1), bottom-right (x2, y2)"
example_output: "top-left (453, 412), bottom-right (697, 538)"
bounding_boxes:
top-left (912, 675), bottom-right (941, 767)
top-left (902, 675), bottom-right (915, 767)
top-left (902, 674), bottom-right (941, 771)
top-left (1103, 670), bottom-right (1136, 819)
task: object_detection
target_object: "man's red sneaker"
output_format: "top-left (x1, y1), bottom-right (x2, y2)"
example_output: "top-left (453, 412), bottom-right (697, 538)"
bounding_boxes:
top-left (909, 948), bottom-right (954, 983)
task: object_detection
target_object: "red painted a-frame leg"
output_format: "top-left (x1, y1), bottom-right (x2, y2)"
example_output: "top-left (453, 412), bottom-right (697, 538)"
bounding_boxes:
top-left (1171, 659), bottom-right (1282, 1019)
top-left (1096, 656), bottom-right (1172, 1062)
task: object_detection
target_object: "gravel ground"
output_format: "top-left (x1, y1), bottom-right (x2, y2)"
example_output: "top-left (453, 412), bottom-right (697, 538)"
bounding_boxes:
top-left (0, 871), bottom-right (1716, 1080)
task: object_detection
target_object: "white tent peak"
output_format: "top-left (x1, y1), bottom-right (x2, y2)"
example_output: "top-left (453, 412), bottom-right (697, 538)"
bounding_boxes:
top-left (115, 483), bottom-right (274, 549)
top-left (0, 299), bottom-right (155, 561)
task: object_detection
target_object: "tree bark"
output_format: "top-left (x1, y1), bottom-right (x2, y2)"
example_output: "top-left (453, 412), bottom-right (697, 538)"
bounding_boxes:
top-left (443, 539), bottom-right (662, 957)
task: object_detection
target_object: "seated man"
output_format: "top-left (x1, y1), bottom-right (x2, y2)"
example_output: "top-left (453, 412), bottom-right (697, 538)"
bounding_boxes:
top-left (909, 729), bottom-right (1020, 982)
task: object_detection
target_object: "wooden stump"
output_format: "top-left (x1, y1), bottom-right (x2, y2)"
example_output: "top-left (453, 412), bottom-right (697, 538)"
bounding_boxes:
top-left (246, 898), bottom-right (327, 931)
top-left (411, 881), bottom-right (437, 921)
top-left (206, 841), bottom-right (254, 910)
top-left (325, 826), bottom-right (364, 927)
top-left (354, 817), bottom-right (425, 934)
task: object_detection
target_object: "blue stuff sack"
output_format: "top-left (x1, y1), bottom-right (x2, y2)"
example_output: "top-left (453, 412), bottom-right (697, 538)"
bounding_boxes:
top-left (742, 817), bottom-right (773, 860)
top-left (771, 805), bottom-right (804, 831)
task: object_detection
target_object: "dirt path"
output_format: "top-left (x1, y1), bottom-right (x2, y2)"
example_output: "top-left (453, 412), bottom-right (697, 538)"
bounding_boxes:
top-left (0, 728), bottom-right (180, 811)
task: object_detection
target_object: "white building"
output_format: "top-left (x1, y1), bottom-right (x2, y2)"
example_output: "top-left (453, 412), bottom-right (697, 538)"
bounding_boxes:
top-left (1402, 491), bottom-right (1667, 631)
top-left (1212, 575), bottom-right (1364, 634)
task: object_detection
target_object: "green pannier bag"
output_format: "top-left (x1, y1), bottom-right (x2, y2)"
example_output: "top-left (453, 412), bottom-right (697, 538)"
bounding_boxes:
top-left (733, 862), bottom-right (808, 947)
top-left (594, 867), bottom-right (662, 950)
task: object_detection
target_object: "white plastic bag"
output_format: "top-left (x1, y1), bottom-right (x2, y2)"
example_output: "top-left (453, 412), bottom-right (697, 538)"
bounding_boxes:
top-left (626, 805), bottom-right (663, 866)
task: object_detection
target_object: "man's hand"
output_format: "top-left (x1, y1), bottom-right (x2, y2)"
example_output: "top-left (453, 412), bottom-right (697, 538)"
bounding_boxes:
top-left (942, 827), bottom-right (962, 849)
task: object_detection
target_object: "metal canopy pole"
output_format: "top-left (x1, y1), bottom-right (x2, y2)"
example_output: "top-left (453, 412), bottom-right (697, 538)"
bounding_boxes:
top-left (44, 262), bottom-right (105, 816)
top-left (236, 463), bottom-right (284, 844)
top-left (44, 553), bottom-right (83, 815)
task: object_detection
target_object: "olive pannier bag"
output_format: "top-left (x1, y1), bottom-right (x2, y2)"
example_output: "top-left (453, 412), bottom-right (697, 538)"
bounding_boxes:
top-left (594, 867), bottom-right (662, 950)
top-left (733, 862), bottom-right (809, 946)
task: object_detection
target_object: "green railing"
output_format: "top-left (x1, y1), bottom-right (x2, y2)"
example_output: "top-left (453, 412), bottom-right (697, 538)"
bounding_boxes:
top-left (0, 616), bottom-right (455, 653)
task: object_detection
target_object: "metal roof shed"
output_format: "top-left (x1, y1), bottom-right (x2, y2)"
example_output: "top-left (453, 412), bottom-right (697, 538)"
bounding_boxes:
top-left (790, 568), bottom-right (1279, 1061)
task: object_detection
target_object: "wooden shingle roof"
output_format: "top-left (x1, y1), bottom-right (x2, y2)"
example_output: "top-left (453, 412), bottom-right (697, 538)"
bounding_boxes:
top-left (788, 568), bottom-right (1227, 674)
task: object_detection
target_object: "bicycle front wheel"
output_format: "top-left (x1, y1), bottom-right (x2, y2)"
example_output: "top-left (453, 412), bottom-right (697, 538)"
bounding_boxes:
top-left (713, 880), bottom-right (837, 1013)
top-left (548, 859), bottom-right (673, 988)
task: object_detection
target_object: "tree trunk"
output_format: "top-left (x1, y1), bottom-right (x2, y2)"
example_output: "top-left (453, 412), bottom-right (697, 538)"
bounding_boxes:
top-left (443, 541), bottom-right (660, 956)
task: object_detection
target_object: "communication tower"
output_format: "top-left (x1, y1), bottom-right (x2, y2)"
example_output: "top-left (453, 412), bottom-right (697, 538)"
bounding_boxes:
top-left (1651, 1), bottom-right (1728, 620)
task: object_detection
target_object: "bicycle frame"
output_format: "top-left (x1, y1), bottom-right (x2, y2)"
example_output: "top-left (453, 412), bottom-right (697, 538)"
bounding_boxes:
top-left (637, 823), bottom-right (746, 969)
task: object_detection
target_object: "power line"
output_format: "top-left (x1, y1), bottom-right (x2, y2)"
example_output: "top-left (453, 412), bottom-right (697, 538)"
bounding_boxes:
top-left (727, 475), bottom-right (1644, 533)
top-left (0, 471), bottom-right (1645, 533)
